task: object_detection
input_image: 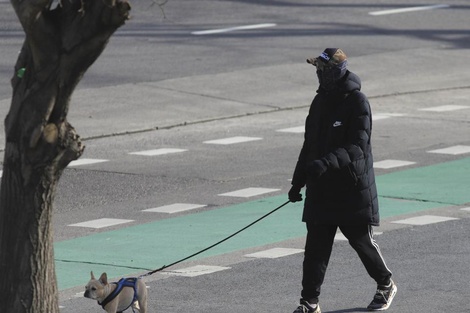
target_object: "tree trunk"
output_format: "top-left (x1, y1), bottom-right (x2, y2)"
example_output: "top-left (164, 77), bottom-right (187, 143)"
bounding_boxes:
top-left (0, 1), bottom-right (130, 312)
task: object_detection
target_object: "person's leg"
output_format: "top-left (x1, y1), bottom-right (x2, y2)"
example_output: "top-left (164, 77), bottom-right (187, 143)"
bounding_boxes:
top-left (339, 224), bottom-right (392, 285)
top-left (301, 223), bottom-right (337, 303)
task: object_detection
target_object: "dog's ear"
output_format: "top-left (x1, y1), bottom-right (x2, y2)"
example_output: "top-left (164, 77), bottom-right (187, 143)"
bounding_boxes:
top-left (90, 271), bottom-right (95, 280)
top-left (99, 272), bottom-right (108, 285)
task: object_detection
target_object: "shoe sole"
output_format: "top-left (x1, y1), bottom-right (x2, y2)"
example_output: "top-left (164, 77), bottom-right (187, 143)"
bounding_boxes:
top-left (368, 284), bottom-right (397, 311)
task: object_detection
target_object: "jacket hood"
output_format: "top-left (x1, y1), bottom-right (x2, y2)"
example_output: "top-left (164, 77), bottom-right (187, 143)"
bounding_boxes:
top-left (318, 70), bottom-right (361, 95)
top-left (340, 71), bottom-right (361, 93)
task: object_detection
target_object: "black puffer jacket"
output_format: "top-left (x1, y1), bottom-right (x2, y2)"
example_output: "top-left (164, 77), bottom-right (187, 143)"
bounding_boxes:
top-left (292, 71), bottom-right (379, 225)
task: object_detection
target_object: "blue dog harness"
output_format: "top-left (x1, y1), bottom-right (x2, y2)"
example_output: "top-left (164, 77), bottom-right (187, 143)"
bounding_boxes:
top-left (99, 277), bottom-right (139, 313)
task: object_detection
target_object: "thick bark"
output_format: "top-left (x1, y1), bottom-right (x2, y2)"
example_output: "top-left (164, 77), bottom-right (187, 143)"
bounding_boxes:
top-left (0, 1), bottom-right (130, 312)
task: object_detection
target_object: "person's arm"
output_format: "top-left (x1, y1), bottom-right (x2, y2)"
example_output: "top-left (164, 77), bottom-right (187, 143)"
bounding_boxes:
top-left (312, 94), bottom-right (371, 176)
top-left (291, 114), bottom-right (312, 188)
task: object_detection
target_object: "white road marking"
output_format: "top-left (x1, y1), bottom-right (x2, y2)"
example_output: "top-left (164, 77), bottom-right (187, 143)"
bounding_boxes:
top-left (129, 148), bottom-right (188, 156)
top-left (192, 23), bottom-right (276, 35)
top-left (419, 105), bottom-right (469, 112)
top-left (245, 248), bottom-right (304, 259)
top-left (374, 159), bottom-right (416, 169)
top-left (0, 170), bottom-right (2, 177)
top-left (73, 292), bottom-right (83, 298)
top-left (427, 145), bottom-right (470, 155)
top-left (218, 187), bottom-right (280, 198)
top-left (68, 218), bottom-right (133, 229)
top-left (461, 207), bottom-right (470, 212)
top-left (203, 136), bottom-right (262, 145)
top-left (143, 203), bottom-right (207, 214)
top-left (369, 4), bottom-right (449, 16)
top-left (162, 265), bottom-right (231, 277)
top-left (276, 126), bottom-right (305, 133)
top-left (335, 231), bottom-right (383, 241)
top-left (68, 158), bottom-right (109, 167)
top-left (392, 215), bottom-right (459, 226)
top-left (373, 113), bottom-right (405, 121)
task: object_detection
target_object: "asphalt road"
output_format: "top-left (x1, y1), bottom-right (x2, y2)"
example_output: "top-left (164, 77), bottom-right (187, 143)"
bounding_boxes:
top-left (1, 1), bottom-right (470, 312)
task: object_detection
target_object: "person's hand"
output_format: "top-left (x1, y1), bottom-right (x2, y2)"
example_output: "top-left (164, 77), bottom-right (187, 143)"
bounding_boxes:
top-left (307, 160), bottom-right (327, 178)
top-left (288, 185), bottom-right (303, 203)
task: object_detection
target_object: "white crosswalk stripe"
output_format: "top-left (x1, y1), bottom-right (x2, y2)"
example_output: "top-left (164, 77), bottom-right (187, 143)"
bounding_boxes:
top-left (245, 248), bottom-right (304, 259)
top-left (162, 265), bottom-right (231, 277)
top-left (218, 187), bottom-right (280, 198)
top-left (68, 218), bottom-right (134, 229)
top-left (143, 203), bottom-right (207, 214)
top-left (392, 215), bottom-right (459, 226)
top-left (203, 136), bottom-right (262, 145)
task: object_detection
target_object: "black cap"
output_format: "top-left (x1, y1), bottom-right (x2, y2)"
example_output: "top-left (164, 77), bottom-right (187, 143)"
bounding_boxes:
top-left (318, 48), bottom-right (339, 64)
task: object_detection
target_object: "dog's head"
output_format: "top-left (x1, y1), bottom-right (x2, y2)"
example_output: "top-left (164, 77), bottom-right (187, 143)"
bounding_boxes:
top-left (84, 271), bottom-right (109, 300)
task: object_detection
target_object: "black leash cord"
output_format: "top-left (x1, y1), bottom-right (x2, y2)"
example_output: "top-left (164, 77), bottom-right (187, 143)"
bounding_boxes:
top-left (139, 200), bottom-right (291, 278)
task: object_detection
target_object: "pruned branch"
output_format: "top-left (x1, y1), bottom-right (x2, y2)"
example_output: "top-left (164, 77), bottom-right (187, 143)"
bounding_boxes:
top-left (5, 0), bottom-right (131, 184)
top-left (9, 0), bottom-right (53, 33)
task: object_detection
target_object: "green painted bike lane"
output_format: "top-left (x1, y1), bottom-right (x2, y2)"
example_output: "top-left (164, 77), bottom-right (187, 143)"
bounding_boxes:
top-left (54, 157), bottom-right (470, 290)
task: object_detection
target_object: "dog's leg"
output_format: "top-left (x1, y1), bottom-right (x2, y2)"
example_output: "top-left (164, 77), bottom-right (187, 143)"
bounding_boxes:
top-left (137, 298), bottom-right (147, 313)
top-left (131, 301), bottom-right (140, 312)
top-left (132, 300), bottom-right (142, 313)
top-left (136, 280), bottom-right (148, 313)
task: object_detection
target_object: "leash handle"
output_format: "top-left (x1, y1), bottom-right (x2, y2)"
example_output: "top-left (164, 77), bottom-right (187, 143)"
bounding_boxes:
top-left (139, 200), bottom-right (291, 278)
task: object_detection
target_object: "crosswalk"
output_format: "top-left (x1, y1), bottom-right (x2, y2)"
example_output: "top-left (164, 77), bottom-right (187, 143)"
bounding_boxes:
top-left (63, 104), bottom-right (470, 233)
top-left (64, 139), bottom-right (469, 230)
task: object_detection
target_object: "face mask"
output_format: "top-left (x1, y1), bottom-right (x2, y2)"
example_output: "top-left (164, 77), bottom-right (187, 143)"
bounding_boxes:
top-left (316, 60), bottom-right (348, 91)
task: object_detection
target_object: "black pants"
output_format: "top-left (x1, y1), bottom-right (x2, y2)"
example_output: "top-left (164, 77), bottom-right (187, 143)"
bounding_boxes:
top-left (301, 223), bottom-right (392, 302)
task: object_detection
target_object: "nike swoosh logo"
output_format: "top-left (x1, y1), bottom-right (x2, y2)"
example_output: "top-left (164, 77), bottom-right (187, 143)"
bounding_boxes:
top-left (333, 121), bottom-right (342, 127)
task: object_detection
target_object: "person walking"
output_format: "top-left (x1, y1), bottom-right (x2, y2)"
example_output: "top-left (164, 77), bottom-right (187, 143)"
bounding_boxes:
top-left (288, 48), bottom-right (397, 312)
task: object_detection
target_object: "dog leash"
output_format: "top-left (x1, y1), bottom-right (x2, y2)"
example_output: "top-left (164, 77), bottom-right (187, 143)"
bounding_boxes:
top-left (139, 200), bottom-right (291, 278)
